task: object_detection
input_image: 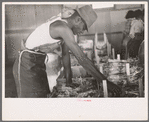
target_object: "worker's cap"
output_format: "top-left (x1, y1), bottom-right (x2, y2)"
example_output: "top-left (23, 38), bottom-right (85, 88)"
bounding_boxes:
top-left (125, 10), bottom-right (135, 19)
top-left (76, 5), bottom-right (97, 31)
top-left (134, 9), bottom-right (143, 18)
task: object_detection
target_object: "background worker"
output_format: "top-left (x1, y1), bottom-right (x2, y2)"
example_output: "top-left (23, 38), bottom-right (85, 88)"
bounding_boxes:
top-left (121, 9), bottom-right (144, 59)
top-left (121, 10), bottom-right (135, 59)
top-left (128, 9), bottom-right (144, 58)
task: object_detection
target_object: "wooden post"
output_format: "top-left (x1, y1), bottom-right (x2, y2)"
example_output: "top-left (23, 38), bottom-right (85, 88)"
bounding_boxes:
top-left (100, 66), bottom-right (103, 74)
top-left (104, 32), bottom-right (111, 57)
top-left (109, 44), bottom-right (111, 57)
top-left (126, 63), bottom-right (130, 85)
top-left (103, 80), bottom-right (108, 97)
top-left (139, 78), bottom-right (144, 97)
top-left (117, 54), bottom-right (120, 60)
top-left (112, 48), bottom-right (115, 59)
top-left (94, 33), bottom-right (100, 70)
top-left (126, 63), bottom-right (130, 76)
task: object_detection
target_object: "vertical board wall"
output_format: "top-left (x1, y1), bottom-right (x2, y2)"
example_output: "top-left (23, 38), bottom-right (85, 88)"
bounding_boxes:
top-left (5, 5), bottom-right (62, 62)
top-left (5, 4), bottom-right (143, 62)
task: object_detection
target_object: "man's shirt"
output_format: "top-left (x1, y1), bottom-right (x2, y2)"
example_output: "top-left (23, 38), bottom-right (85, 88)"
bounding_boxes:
top-left (129, 19), bottom-right (144, 39)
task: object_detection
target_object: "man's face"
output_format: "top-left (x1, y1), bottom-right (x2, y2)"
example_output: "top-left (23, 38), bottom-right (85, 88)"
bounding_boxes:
top-left (72, 17), bottom-right (87, 35)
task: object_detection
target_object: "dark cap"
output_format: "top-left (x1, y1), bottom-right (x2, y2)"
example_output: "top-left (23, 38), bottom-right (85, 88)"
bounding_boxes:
top-left (125, 10), bottom-right (134, 19)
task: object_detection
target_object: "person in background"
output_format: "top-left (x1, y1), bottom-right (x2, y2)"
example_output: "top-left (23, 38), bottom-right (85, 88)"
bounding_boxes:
top-left (123, 10), bottom-right (135, 37)
top-left (138, 9), bottom-right (144, 67)
top-left (121, 9), bottom-right (144, 59)
top-left (13, 5), bottom-right (121, 98)
top-left (127, 9), bottom-right (144, 58)
top-left (121, 10), bottom-right (135, 59)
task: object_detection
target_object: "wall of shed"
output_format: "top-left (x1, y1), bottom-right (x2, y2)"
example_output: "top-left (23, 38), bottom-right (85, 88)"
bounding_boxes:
top-left (5, 5), bottom-right (62, 62)
top-left (5, 4), bottom-right (143, 62)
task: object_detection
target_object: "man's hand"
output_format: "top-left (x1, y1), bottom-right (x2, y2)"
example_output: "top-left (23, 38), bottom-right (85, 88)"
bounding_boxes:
top-left (107, 81), bottom-right (122, 97)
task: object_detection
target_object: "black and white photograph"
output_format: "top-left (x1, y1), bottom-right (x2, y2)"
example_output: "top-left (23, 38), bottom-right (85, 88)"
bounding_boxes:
top-left (2, 1), bottom-right (148, 120)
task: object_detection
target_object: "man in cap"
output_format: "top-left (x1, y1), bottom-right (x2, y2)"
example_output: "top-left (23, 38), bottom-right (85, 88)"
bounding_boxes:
top-left (121, 10), bottom-right (135, 59)
top-left (122, 9), bottom-right (144, 59)
top-left (13, 5), bottom-right (121, 98)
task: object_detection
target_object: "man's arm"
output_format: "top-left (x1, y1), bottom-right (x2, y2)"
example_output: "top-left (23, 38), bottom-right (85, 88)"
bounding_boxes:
top-left (62, 42), bottom-right (72, 85)
top-left (57, 24), bottom-right (121, 96)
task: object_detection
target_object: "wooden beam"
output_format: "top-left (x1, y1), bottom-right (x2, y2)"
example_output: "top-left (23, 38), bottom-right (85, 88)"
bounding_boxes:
top-left (103, 80), bottom-right (108, 97)
top-left (139, 78), bottom-right (144, 97)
